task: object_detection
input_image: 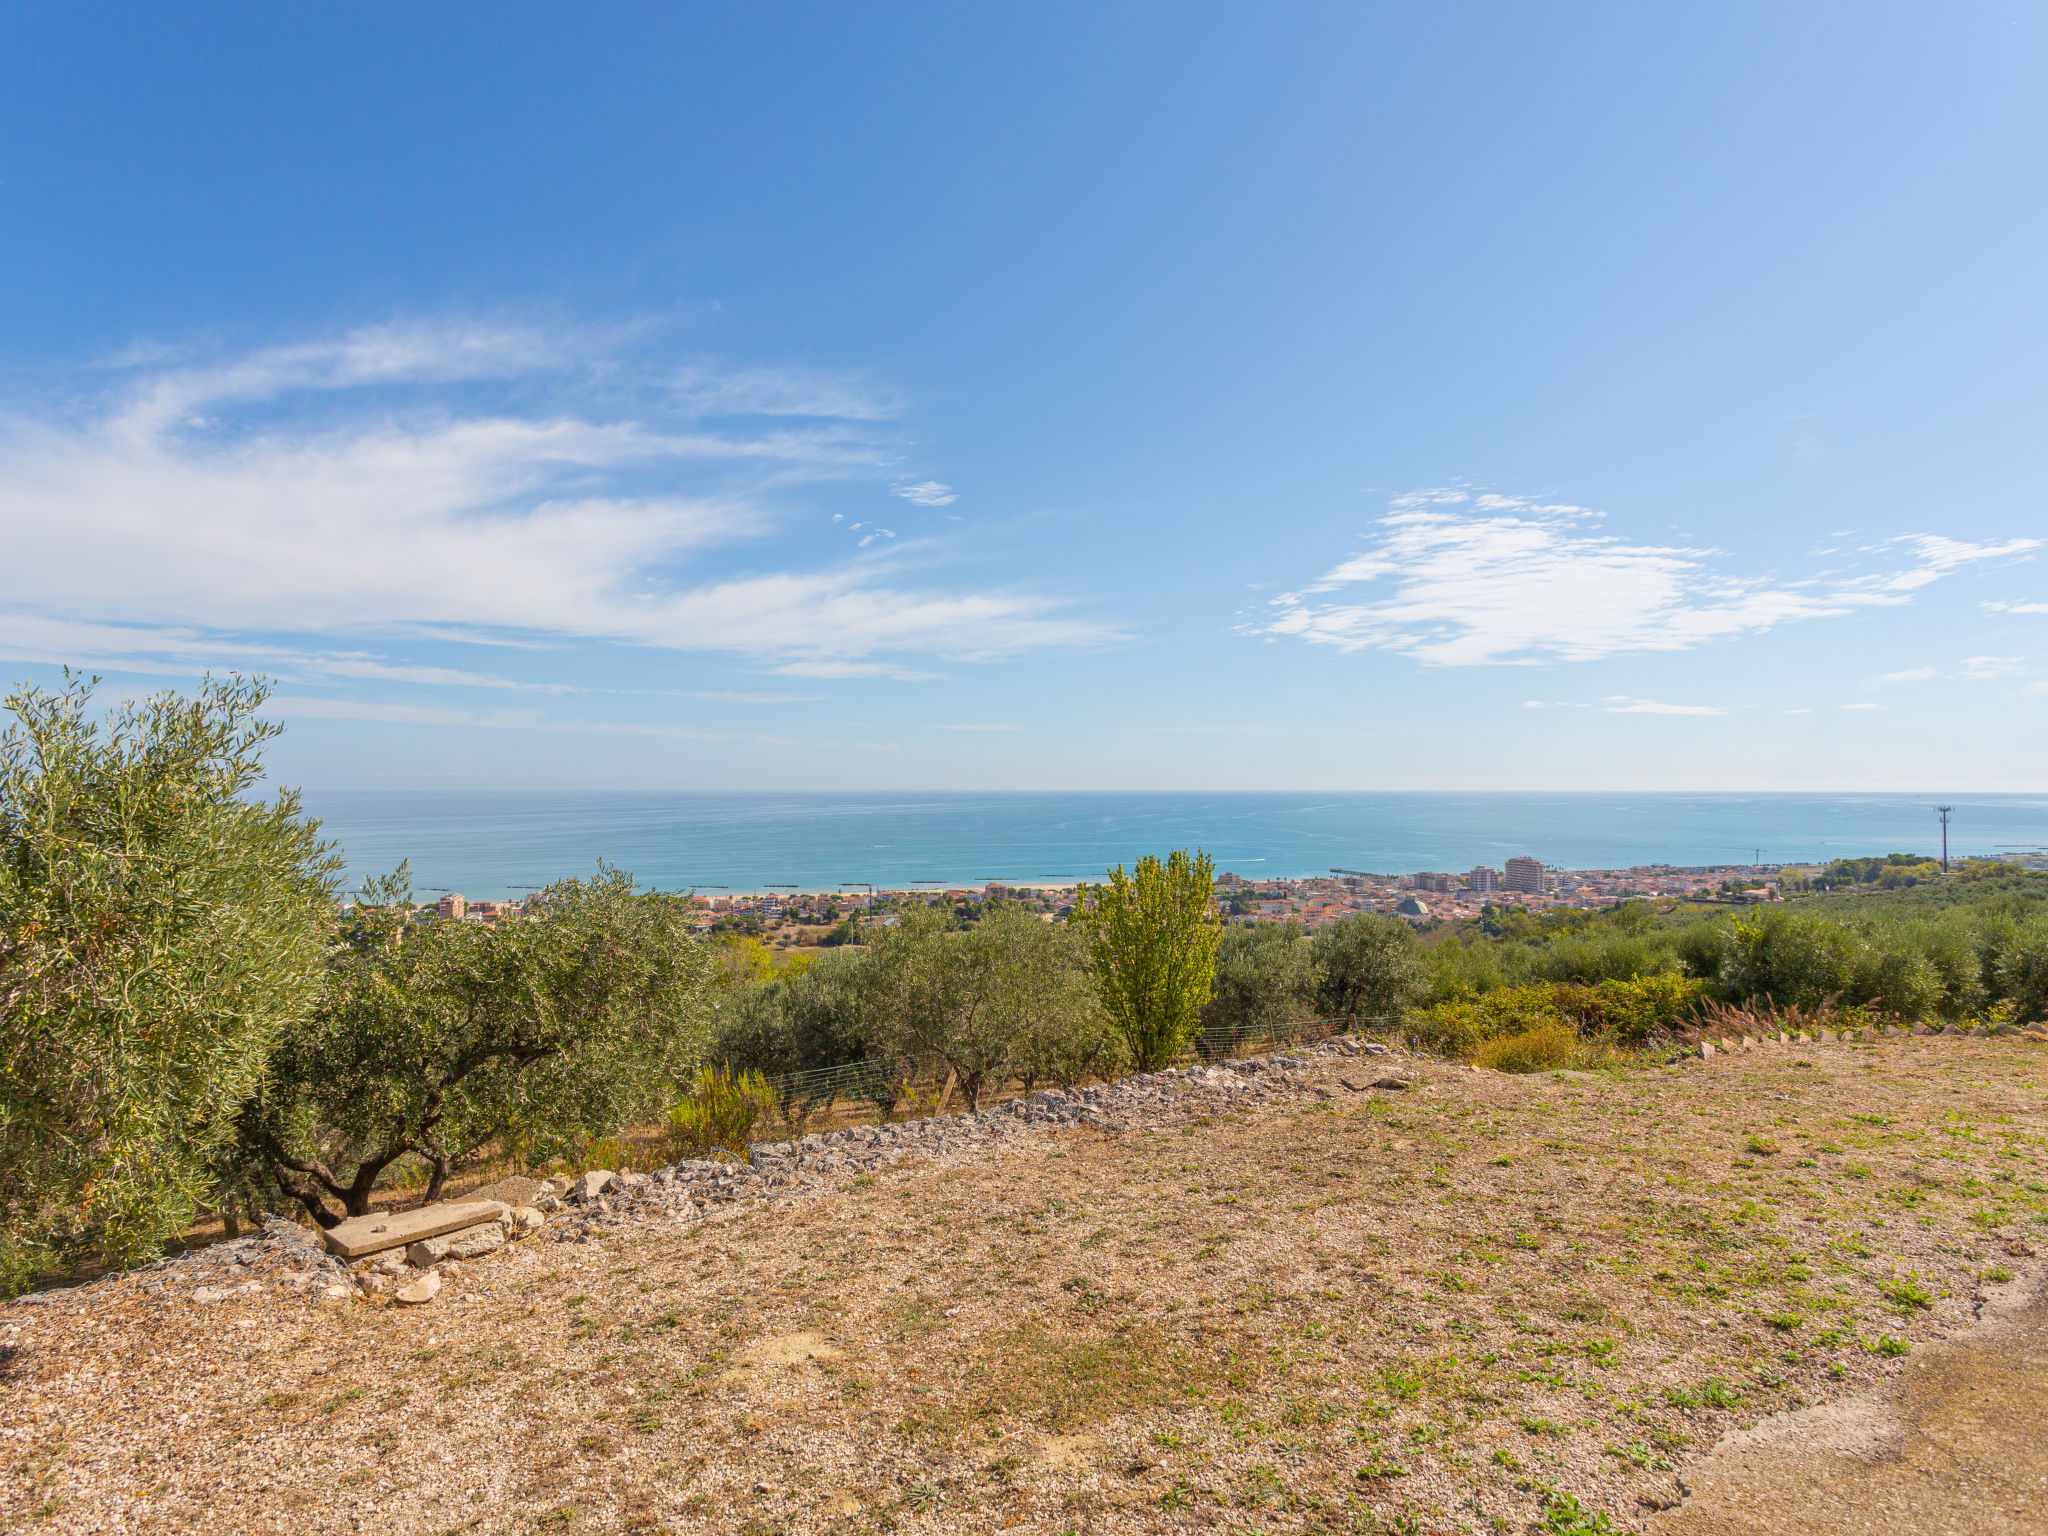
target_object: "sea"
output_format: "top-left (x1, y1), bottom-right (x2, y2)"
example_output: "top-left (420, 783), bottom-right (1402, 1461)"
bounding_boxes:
top-left (297, 791), bottom-right (2048, 901)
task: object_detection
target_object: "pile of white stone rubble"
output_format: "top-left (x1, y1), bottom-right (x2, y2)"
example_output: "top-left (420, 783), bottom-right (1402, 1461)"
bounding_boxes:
top-left (10, 1034), bottom-right (1419, 1310)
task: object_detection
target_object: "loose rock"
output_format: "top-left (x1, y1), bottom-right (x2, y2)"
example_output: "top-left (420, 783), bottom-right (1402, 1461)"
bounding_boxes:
top-left (395, 1272), bottom-right (442, 1305)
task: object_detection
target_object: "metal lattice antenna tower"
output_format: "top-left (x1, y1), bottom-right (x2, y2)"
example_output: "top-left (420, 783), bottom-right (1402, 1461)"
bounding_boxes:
top-left (1936, 805), bottom-right (1954, 873)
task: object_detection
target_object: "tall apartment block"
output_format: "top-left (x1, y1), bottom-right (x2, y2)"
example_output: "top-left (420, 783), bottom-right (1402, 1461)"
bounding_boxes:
top-left (1467, 866), bottom-right (1502, 892)
top-left (1504, 856), bottom-right (1544, 894)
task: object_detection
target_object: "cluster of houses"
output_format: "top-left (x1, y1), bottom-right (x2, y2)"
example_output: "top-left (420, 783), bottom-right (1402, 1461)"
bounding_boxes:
top-left (1214, 860), bottom-right (1781, 926)
top-left (410, 860), bottom-right (1783, 941)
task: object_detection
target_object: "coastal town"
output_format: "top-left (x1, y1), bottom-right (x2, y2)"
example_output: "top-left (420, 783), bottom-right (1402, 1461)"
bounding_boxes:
top-left (417, 857), bottom-right (1787, 941)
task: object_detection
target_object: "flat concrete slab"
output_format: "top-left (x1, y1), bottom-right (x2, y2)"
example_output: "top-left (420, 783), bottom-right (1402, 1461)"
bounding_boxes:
top-left (470, 1175), bottom-right (545, 1206)
top-left (322, 1200), bottom-right (509, 1259)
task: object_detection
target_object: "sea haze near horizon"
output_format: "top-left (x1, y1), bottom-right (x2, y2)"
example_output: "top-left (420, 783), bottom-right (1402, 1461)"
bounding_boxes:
top-left (296, 792), bottom-right (2048, 901)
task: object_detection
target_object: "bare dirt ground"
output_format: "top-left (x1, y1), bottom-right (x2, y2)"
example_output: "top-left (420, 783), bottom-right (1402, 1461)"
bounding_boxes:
top-left (4, 1036), bottom-right (2045, 1536)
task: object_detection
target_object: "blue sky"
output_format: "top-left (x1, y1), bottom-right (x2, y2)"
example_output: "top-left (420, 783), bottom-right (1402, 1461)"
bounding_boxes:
top-left (2, 3), bottom-right (2045, 791)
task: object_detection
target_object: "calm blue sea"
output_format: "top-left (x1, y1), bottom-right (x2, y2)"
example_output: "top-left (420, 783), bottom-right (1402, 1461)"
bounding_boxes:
top-left (296, 792), bottom-right (2048, 901)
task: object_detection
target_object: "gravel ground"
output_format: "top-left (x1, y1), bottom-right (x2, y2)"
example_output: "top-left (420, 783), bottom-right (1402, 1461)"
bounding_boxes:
top-left (3, 1034), bottom-right (2044, 1535)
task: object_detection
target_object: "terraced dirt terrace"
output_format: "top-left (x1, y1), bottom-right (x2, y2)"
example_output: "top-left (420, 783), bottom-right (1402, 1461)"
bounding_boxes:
top-left (4, 1035), bottom-right (2045, 1535)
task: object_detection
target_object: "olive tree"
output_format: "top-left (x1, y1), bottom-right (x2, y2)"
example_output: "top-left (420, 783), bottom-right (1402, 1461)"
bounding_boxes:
top-left (0, 675), bottom-right (338, 1289)
top-left (1311, 912), bottom-right (1423, 1024)
top-left (861, 904), bottom-right (1101, 1109)
top-left (240, 864), bottom-right (708, 1225)
top-left (1072, 848), bottom-right (1223, 1070)
top-left (1204, 921), bottom-right (1320, 1039)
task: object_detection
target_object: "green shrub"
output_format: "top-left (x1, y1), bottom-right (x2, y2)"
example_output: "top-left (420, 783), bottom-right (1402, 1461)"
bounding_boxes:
top-left (667, 1065), bottom-right (779, 1160)
top-left (1475, 1018), bottom-right (1580, 1073)
top-left (1406, 996), bottom-right (1513, 1058)
top-left (1725, 909), bottom-right (1859, 1010)
top-left (1406, 975), bottom-right (1702, 1059)
top-left (1529, 932), bottom-right (1670, 986)
top-left (1997, 917), bottom-right (2048, 1023)
top-left (1416, 935), bottom-right (1525, 1004)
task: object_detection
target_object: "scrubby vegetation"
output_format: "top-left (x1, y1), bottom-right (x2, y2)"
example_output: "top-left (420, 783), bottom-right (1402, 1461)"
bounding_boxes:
top-left (7, 673), bottom-right (2048, 1294)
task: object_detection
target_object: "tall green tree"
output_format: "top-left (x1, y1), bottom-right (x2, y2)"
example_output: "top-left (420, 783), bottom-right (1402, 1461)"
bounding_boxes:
top-left (1073, 848), bottom-right (1223, 1070)
top-left (238, 864), bottom-right (708, 1224)
top-left (0, 675), bottom-right (338, 1290)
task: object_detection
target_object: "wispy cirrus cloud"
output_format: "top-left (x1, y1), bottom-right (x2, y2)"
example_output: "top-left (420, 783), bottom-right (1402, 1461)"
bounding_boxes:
top-left (0, 318), bottom-right (1115, 683)
top-left (1252, 488), bottom-right (2040, 667)
top-left (1522, 695), bottom-right (1727, 716)
top-left (1982, 599), bottom-right (2048, 615)
top-left (892, 479), bottom-right (957, 507)
top-left (1600, 696), bottom-right (1727, 716)
top-left (1961, 655), bottom-right (2026, 679)
top-left (265, 694), bottom-right (798, 744)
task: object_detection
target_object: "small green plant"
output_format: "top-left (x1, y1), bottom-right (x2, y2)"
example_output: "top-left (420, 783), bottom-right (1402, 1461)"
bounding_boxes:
top-left (1879, 1278), bottom-right (1934, 1314)
top-left (1665, 1377), bottom-right (1742, 1410)
top-left (1745, 1134), bottom-right (1782, 1156)
top-left (1872, 1335), bottom-right (1911, 1357)
top-left (1540, 1489), bottom-right (1617, 1535)
top-left (1605, 1440), bottom-right (1673, 1471)
top-left (1762, 1312), bottom-right (1803, 1332)
top-left (1985, 1264), bottom-right (2015, 1283)
top-left (1379, 1368), bottom-right (1422, 1401)
top-left (666, 1065), bottom-right (779, 1160)
top-left (1354, 1454), bottom-right (1410, 1480)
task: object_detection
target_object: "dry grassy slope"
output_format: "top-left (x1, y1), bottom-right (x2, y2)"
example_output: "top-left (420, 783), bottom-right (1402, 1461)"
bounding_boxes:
top-left (4, 1039), bottom-right (2045, 1536)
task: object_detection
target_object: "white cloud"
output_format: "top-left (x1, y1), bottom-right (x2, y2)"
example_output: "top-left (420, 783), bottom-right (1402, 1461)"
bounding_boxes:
top-left (265, 694), bottom-right (796, 745)
top-left (661, 689), bottom-right (826, 704)
top-left (892, 480), bottom-right (957, 507)
top-left (1878, 667), bottom-right (1939, 684)
top-left (1599, 696), bottom-right (1728, 716)
top-left (1253, 489), bottom-right (2041, 666)
top-left (1782, 707), bottom-right (1815, 714)
top-left (1841, 702), bottom-right (1880, 710)
top-left (668, 362), bottom-right (903, 420)
top-left (0, 321), bottom-right (1114, 677)
top-left (929, 722), bottom-right (1024, 732)
top-left (764, 658), bottom-right (948, 682)
top-left (0, 613), bottom-right (580, 692)
top-left (1984, 600), bottom-right (2048, 615)
top-left (1961, 655), bottom-right (2026, 678)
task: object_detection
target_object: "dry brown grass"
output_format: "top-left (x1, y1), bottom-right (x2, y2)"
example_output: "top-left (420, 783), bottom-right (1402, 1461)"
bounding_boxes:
top-left (4, 1037), bottom-right (2046, 1535)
